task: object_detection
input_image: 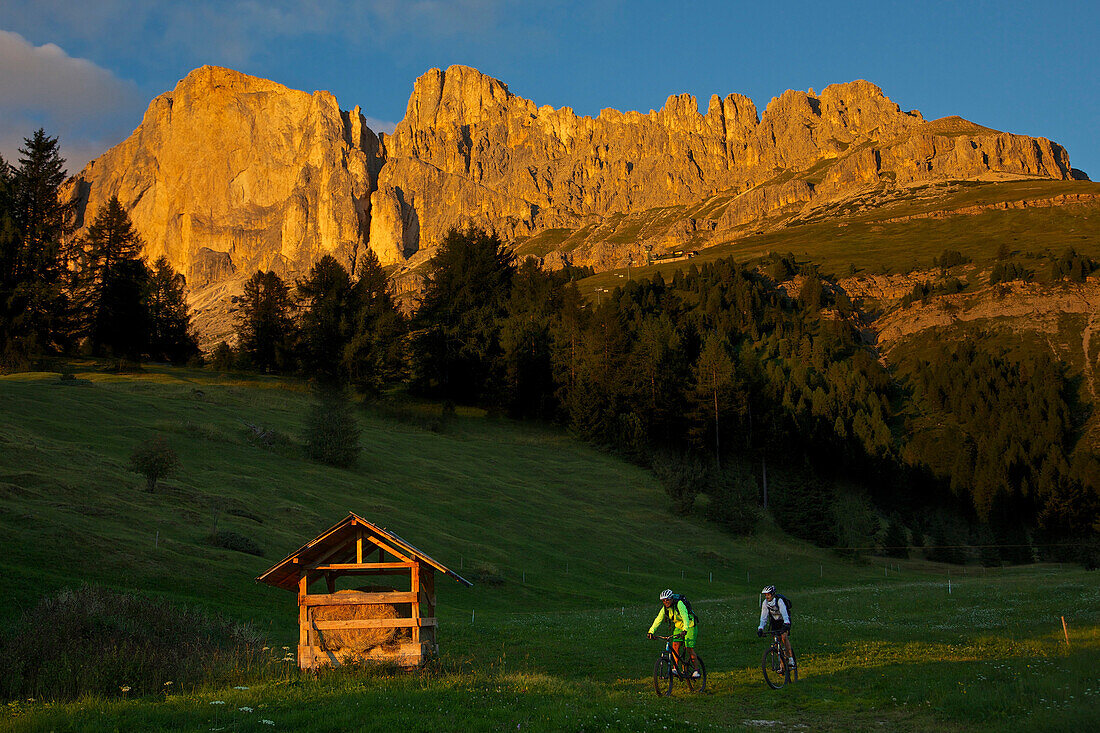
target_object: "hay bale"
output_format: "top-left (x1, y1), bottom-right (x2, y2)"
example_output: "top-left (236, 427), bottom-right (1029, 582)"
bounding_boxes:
top-left (312, 590), bottom-right (398, 654)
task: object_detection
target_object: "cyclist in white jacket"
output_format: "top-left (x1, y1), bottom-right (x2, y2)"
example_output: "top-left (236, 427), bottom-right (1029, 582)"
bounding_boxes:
top-left (756, 585), bottom-right (794, 671)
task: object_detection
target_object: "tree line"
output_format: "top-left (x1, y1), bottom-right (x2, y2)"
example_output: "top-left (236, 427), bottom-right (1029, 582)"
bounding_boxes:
top-left (231, 226), bottom-right (1097, 562)
top-left (0, 131), bottom-right (197, 366)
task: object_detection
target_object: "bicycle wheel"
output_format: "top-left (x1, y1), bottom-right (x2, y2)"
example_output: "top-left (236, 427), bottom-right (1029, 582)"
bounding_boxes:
top-left (654, 655), bottom-right (674, 696)
top-left (683, 653), bottom-right (706, 693)
top-left (761, 645), bottom-right (788, 689)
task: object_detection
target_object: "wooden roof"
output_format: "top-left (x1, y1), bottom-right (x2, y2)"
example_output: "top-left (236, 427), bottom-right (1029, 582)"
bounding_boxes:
top-left (256, 512), bottom-right (473, 591)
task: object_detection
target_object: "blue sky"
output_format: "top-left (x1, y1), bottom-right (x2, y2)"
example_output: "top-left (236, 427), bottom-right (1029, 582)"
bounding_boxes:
top-left (2, 0), bottom-right (1098, 176)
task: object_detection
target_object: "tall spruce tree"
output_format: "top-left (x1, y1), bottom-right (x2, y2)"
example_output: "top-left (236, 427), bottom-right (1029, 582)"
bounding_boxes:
top-left (147, 256), bottom-right (198, 362)
top-left (296, 255), bottom-right (354, 382)
top-left (0, 154), bottom-right (19, 363)
top-left (411, 227), bottom-right (515, 403)
top-left (96, 258), bottom-right (151, 360)
top-left (237, 271), bottom-right (295, 372)
top-left (500, 260), bottom-right (559, 419)
top-left (343, 249), bottom-right (405, 393)
top-left (3, 130), bottom-right (72, 356)
top-left (77, 196), bottom-right (148, 356)
top-left (688, 333), bottom-right (741, 468)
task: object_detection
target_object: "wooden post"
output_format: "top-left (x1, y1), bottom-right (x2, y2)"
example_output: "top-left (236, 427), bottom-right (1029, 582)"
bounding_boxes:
top-left (411, 563), bottom-right (421, 653)
top-left (298, 572), bottom-right (309, 668)
top-left (356, 529), bottom-right (363, 564)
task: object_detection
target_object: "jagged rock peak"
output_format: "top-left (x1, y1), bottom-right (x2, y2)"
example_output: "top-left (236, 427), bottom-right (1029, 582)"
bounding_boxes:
top-left (404, 65), bottom-right (524, 127)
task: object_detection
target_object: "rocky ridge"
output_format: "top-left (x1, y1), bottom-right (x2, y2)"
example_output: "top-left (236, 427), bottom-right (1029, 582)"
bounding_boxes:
top-left (63, 65), bottom-right (1082, 347)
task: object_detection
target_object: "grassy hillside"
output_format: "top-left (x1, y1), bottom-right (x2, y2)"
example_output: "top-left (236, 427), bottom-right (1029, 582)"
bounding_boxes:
top-left (1, 367), bottom-right (1098, 731)
top-left (578, 180), bottom-right (1100, 296)
top-left (0, 365), bottom-right (870, 632)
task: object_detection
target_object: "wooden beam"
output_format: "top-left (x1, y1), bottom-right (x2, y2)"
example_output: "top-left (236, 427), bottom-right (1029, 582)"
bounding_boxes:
top-left (308, 540), bottom-right (356, 570)
top-left (356, 529), bottom-right (363, 563)
top-left (313, 562), bottom-right (416, 572)
top-left (363, 534), bottom-right (414, 563)
top-left (301, 591), bottom-right (417, 607)
top-left (421, 569), bottom-right (437, 612)
top-left (311, 617), bottom-right (437, 631)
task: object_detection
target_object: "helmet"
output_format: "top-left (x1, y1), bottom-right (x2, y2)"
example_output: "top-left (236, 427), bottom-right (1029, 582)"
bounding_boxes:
top-left (761, 585), bottom-right (776, 595)
top-left (659, 589), bottom-right (674, 601)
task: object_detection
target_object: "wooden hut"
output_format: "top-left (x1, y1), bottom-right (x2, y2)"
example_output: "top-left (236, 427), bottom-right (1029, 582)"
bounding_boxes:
top-left (257, 512), bottom-right (472, 669)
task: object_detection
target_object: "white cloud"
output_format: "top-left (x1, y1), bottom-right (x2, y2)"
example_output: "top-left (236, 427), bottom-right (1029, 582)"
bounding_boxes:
top-left (362, 115), bottom-right (397, 135)
top-left (0, 30), bottom-right (143, 171)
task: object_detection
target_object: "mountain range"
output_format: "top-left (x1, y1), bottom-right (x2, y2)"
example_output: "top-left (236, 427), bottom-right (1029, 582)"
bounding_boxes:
top-left (62, 65), bottom-right (1098, 353)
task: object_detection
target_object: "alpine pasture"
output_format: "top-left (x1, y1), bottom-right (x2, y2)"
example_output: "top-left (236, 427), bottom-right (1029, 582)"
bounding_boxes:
top-left (0, 366), bottom-right (1096, 731)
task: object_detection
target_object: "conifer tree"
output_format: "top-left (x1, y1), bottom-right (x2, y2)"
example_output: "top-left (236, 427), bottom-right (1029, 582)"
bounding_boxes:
top-left (147, 256), bottom-right (198, 362)
top-left (688, 333), bottom-right (740, 467)
top-left (237, 271), bottom-right (294, 372)
top-left (296, 255), bottom-right (354, 382)
top-left (77, 196), bottom-right (149, 356)
top-left (3, 131), bottom-right (72, 355)
top-left (411, 227), bottom-right (515, 402)
top-left (343, 249), bottom-right (405, 393)
top-left (500, 260), bottom-right (558, 418)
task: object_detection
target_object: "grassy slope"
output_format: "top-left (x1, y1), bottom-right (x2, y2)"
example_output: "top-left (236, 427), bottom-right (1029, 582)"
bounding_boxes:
top-left (577, 180), bottom-right (1100, 296)
top-left (1, 368), bottom-right (1098, 731)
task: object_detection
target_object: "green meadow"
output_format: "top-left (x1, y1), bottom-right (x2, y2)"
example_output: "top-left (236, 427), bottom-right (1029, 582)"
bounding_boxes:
top-left (1, 367), bottom-right (1097, 731)
top-left (577, 180), bottom-right (1100, 296)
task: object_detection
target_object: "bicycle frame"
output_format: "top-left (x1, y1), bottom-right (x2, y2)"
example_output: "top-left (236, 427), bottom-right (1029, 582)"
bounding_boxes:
top-left (761, 629), bottom-right (797, 688)
top-left (652, 633), bottom-right (705, 695)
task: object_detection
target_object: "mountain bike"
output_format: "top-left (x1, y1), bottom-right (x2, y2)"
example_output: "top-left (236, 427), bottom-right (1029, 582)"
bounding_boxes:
top-left (761, 629), bottom-right (797, 689)
top-left (652, 634), bottom-right (706, 696)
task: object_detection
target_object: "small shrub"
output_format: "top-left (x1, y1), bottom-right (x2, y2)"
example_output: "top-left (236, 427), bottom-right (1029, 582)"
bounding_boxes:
top-left (652, 452), bottom-right (707, 515)
top-left (128, 436), bottom-right (180, 492)
top-left (210, 341), bottom-right (234, 372)
top-left (705, 467), bottom-right (762, 536)
top-left (304, 388), bottom-right (361, 468)
top-left (936, 249), bottom-right (970, 269)
top-left (207, 530), bottom-right (264, 557)
top-left (465, 561), bottom-right (505, 586)
top-left (0, 584), bottom-right (267, 701)
top-left (882, 515), bottom-right (910, 559)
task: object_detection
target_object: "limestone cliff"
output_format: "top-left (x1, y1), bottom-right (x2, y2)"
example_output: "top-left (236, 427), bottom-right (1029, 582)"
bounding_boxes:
top-left (65, 66), bottom-right (385, 291)
top-left (377, 69), bottom-right (1071, 265)
top-left (64, 65), bottom-right (1080, 347)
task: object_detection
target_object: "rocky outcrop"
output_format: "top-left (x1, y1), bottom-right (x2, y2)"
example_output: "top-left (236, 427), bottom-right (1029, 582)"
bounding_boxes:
top-left (65, 66), bottom-right (386, 288)
top-left (377, 68), bottom-right (1074, 267)
top-left (65, 64), bottom-right (1080, 344)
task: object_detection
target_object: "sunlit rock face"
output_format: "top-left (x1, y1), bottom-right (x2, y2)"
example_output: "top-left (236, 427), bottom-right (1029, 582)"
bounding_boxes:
top-left (65, 66), bottom-right (385, 289)
top-left (67, 64), bottom-right (1074, 298)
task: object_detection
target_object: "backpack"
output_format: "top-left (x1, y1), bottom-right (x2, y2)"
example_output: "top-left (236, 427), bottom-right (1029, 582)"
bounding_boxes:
top-left (775, 593), bottom-right (793, 620)
top-left (671, 593), bottom-right (698, 624)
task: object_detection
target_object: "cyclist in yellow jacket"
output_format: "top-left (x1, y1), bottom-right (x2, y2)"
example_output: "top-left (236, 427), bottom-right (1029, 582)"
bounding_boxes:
top-left (646, 588), bottom-right (700, 678)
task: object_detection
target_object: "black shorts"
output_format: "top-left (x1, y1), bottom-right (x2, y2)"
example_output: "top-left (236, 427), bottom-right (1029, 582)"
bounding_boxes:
top-left (768, 617), bottom-right (790, 633)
